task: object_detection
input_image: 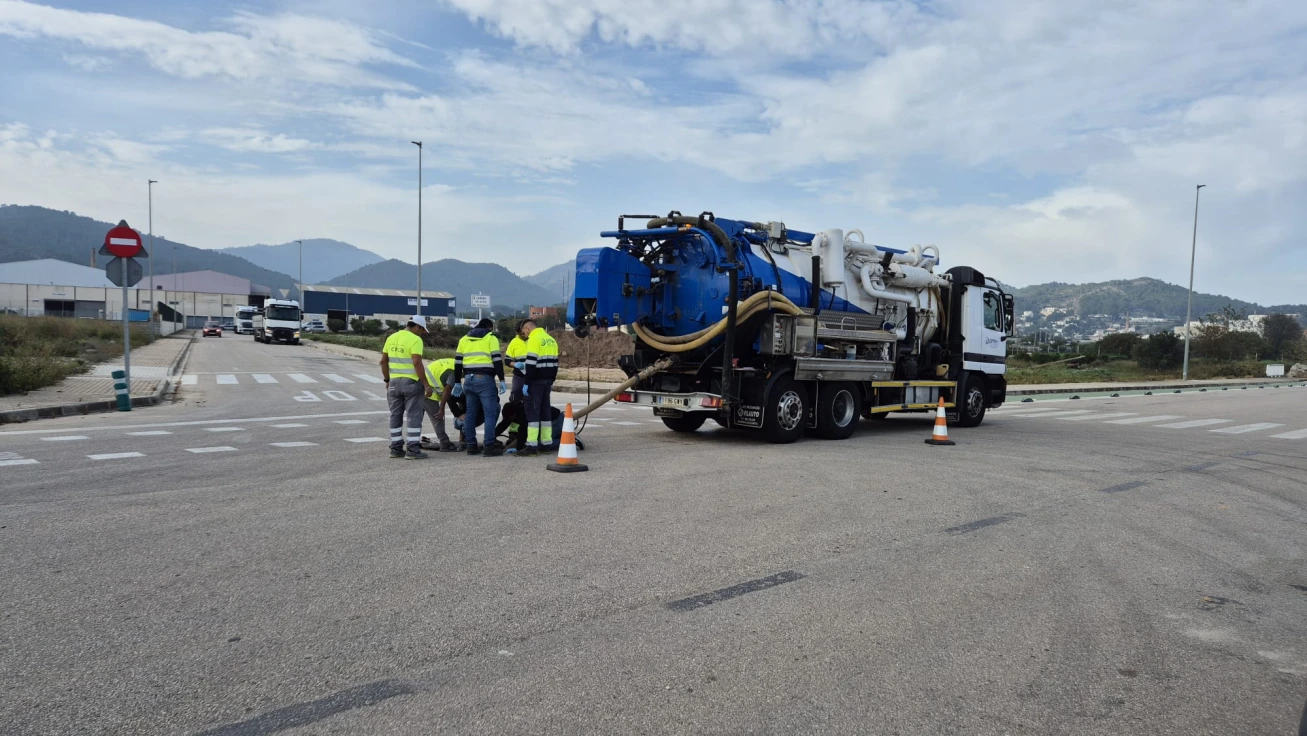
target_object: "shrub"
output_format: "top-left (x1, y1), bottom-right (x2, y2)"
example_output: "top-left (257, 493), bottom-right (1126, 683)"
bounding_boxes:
top-left (1133, 332), bottom-right (1182, 370)
top-left (384, 319), bottom-right (401, 331)
top-left (327, 318), bottom-right (347, 333)
top-left (1097, 332), bottom-right (1141, 358)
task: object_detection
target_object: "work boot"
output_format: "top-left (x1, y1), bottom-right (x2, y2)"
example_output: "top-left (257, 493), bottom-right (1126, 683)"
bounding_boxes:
top-left (437, 439), bottom-right (457, 452)
top-left (483, 443), bottom-right (504, 458)
top-left (518, 445), bottom-right (539, 458)
top-left (389, 447), bottom-right (405, 459)
top-left (466, 443), bottom-right (482, 456)
top-left (405, 449), bottom-right (430, 460)
top-left (454, 441), bottom-right (467, 452)
top-left (420, 438), bottom-right (440, 451)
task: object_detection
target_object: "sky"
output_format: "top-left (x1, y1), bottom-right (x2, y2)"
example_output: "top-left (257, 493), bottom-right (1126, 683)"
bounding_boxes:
top-left (1, 0), bottom-right (1305, 302)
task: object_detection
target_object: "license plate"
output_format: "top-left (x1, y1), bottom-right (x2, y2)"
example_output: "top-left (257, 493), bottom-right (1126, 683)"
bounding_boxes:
top-left (656, 396), bottom-right (689, 407)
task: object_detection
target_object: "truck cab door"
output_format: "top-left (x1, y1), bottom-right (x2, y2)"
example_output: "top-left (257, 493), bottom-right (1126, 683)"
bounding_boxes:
top-left (962, 287), bottom-right (1008, 375)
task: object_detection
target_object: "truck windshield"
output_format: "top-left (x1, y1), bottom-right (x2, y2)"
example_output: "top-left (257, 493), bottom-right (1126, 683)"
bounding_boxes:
top-left (266, 306), bottom-right (301, 322)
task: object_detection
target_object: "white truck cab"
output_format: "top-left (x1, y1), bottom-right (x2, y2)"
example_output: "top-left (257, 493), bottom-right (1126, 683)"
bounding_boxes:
top-left (254, 299), bottom-right (302, 345)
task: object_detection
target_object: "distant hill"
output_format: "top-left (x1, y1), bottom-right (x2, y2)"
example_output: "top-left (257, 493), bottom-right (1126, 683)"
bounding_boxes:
top-left (1010, 277), bottom-right (1307, 323)
top-left (217, 239), bottom-right (383, 285)
top-left (0, 205), bottom-right (298, 293)
top-left (328, 258), bottom-right (559, 309)
top-left (525, 259), bottom-right (575, 301)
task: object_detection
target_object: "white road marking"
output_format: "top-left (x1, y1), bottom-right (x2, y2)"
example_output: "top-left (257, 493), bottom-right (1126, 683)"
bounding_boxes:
top-left (1010, 409), bottom-right (1097, 419)
top-left (1059, 413), bottom-right (1138, 422)
top-left (353, 374), bottom-right (384, 384)
top-left (612, 421), bottom-right (642, 426)
top-left (1156, 418), bottom-right (1232, 429)
top-left (181, 375), bottom-right (198, 385)
top-left (647, 420), bottom-right (665, 424)
top-left (216, 374), bottom-right (239, 385)
top-left (252, 373), bottom-right (279, 384)
top-left (993, 406), bottom-right (1064, 414)
top-left (344, 437), bottom-right (388, 443)
top-left (271, 442), bottom-right (318, 448)
top-left (1104, 415), bottom-right (1183, 424)
top-left (186, 446), bottom-right (237, 454)
top-left (1211, 423), bottom-right (1284, 434)
top-left (204, 427), bottom-right (246, 432)
top-left (334, 419), bottom-right (368, 424)
top-left (1270, 427), bottom-right (1307, 439)
top-left (88, 452), bottom-right (145, 460)
top-left (288, 373), bottom-right (317, 383)
top-left (127, 430), bottom-right (172, 436)
top-left (40, 435), bottom-right (89, 441)
top-left (323, 373), bottom-right (354, 383)
top-left (0, 410), bottom-right (389, 436)
top-left (0, 458), bottom-right (40, 467)
top-left (271, 423), bottom-right (308, 428)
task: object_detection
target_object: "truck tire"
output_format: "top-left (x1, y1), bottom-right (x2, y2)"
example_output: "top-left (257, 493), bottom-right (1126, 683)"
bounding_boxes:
top-left (814, 382), bottom-right (859, 440)
top-left (762, 377), bottom-right (807, 444)
top-left (662, 413), bottom-right (707, 433)
top-left (956, 374), bottom-right (987, 428)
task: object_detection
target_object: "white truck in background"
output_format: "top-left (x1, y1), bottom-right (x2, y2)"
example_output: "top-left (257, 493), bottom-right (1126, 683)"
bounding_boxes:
top-left (253, 299), bottom-right (302, 345)
top-left (235, 306), bottom-right (257, 335)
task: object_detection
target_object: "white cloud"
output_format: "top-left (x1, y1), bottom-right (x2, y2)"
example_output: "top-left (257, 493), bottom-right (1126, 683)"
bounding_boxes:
top-left (202, 128), bottom-right (317, 154)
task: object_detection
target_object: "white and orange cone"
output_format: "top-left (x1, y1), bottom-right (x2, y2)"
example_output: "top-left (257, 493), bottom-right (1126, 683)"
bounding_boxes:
top-left (924, 396), bottom-right (955, 446)
top-left (547, 403), bottom-right (589, 473)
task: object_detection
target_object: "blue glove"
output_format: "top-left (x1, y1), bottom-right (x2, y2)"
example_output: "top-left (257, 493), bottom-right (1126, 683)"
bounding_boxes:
top-left (514, 361), bottom-right (525, 372)
top-left (451, 383), bottom-right (463, 397)
top-left (498, 381), bottom-right (507, 396)
top-left (454, 417), bottom-right (464, 430)
top-left (522, 384), bottom-right (530, 397)
top-left (505, 447), bottom-right (518, 455)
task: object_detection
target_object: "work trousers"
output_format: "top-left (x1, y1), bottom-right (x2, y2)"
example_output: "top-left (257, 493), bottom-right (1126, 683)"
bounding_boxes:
top-left (387, 378), bottom-right (424, 452)
top-left (462, 373), bottom-right (500, 448)
top-left (510, 374), bottom-right (525, 403)
top-left (422, 396), bottom-right (452, 443)
top-left (524, 380), bottom-right (553, 447)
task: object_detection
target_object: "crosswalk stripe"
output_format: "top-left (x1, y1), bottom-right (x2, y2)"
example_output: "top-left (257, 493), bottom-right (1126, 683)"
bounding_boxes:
top-left (288, 373), bottom-right (317, 383)
top-left (345, 437), bottom-right (388, 443)
top-left (216, 374), bottom-right (238, 385)
top-left (1156, 418), bottom-right (1232, 429)
top-left (323, 374), bottom-right (354, 384)
top-left (181, 375), bottom-right (197, 385)
top-left (41, 435), bottom-right (89, 441)
top-left (271, 423), bottom-right (308, 428)
top-left (88, 452), bottom-right (144, 460)
top-left (353, 374), bottom-right (385, 384)
top-left (1060, 412), bottom-right (1138, 422)
top-left (1011, 409), bottom-right (1096, 418)
top-left (0, 458), bottom-right (39, 467)
top-left (271, 442), bottom-right (318, 448)
top-left (994, 407), bottom-right (1064, 414)
top-left (612, 421), bottom-right (642, 426)
top-left (334, 420), bottom-right (368, 424)
top-left (252, 373), bottom-right (279, 384)
top-left (1269, 427), bottom-right (1307, 440)
top-left (127, 431), bottom-right (172, 436)
top-left (1211, 423), bottom-right (1284, 434)
top-left (187, 446), bottom-right (237, 454)
top-left (1104, 415), bottom-right (1183, 424)
top-left (204, 427), bottom-right (246, 432)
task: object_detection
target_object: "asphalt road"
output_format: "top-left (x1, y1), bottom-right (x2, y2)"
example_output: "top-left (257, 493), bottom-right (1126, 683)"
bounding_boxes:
top-left (2, 336), bottom-right (1305, 735)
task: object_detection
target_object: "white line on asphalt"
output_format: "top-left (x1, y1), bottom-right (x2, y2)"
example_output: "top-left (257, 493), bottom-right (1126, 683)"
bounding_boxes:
top-left (88, 452), bottom-right (145, 460)
top-left (323, 374), bottom-right (354, 384)
top-left (612, 421), bottom-right (642, 426)
top-left (1103, 415), bottom-right (1183, 424)
top-left (271, 423), bottom-right (309, 428)
top-left (186, 446), bottom-right (237, 453)
top-left (353, 374), bottom-right (384, 384)
top-left (204, 427), bottom-right (246, 432)
top-left (1270, 427), bottom-right (1307, 439)
top-left (0, 410), bottom-right (389, 436)
top-left (216, 374), bottom-right (238, 385)
top-left (1211, 423), bottom-right (1284, 434)
top-left (127, 431), bottom-right (172, 436)
top-left (288, 373), bottom-right (317, 383)
top-left (271, 442), bottom-right (318, 448)
top-left (647, 420), bottom-right (664, 424)
top-left (344, 437), bottom-right (388, 443)
top-left (993, 406), bottom-right (1065, 414)
top-left (0, 458), bottom-right (39, 466)
top-left (1156, 418), bottom-right (1232, 429)
top-left (181, 375), bottom-right (198, 385)
top-left (40, 435), bottom-right (89, 441)
top-left (333, 420), bottom-right (368, 424)
top-left (1059, 413), bottom-right (1138, 421)
top-left (1010, 410), bottom-right (1097, 419)
top-left (252, 373), bottom-right (279, 384)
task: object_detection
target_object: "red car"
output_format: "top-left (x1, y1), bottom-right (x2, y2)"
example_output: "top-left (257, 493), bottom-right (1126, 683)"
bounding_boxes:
top-left (202, 321), bottom-right (223, 337)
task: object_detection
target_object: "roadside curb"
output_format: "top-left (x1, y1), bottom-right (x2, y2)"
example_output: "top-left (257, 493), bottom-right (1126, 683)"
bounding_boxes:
top-left (1009, 378), bottom-right (1299, 395)
top-left (0, 332), bottom-right (195, 424)
top-left (301, 339), bottom-right (376, 362)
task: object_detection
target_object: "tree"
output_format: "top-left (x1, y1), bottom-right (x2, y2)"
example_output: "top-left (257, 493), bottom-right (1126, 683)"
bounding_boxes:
top-left (327, 318), bottom-right (346, 333)
top-left (1133, 332), bottom-right (1182, 370)
top-left (1260, 313), bottom-right (1303, 358)
top-left (1098, 332), bottom-right (1141, 358)
top-left (1203, 305), bottom-right (1246, 330)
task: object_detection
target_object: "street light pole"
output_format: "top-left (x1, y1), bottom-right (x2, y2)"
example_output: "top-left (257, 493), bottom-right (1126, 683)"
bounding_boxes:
top-left (1181, 184), bottom-right (1206, 380)
top-left (411, 140), bottom-right (423, 317)
top-left (148, 179), bottom-right (157, 334)
top-left (296, 239), bottom-right (303, 301)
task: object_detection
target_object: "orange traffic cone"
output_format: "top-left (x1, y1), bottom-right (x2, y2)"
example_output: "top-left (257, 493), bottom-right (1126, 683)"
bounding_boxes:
top-left (547, 403), bottom-right (589, 473)
top-left (924, 396), bottom-right (955, 446)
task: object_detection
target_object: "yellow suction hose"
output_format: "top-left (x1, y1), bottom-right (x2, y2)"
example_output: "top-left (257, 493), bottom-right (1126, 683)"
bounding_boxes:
top-left (632, 291), bottom-right (803, 353)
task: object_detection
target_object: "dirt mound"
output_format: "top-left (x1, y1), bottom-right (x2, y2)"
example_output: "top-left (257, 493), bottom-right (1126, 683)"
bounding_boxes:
top-left (551, 328), bottom-right (633, 369)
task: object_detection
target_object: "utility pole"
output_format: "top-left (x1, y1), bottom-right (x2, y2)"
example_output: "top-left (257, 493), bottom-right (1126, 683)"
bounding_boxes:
top-left (297, 239), bottom-right (303, 303)
top-left (411, 140), bottom-right (423, 316)
top-left (1182, 184), bottom-right (1206, 380)
top-left (148, 179), bottom-right (157, 333)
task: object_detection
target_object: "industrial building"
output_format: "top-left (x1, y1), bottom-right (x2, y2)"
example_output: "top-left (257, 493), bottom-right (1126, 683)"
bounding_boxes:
top-left (0, 259), bottom-right (264, 328)
top-left (301, 285), bottom-right (456, 326)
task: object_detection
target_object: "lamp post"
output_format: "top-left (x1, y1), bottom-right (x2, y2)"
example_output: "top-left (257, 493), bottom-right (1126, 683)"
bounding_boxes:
top-left (296, 239), bottom-right (303, 300)
top-left (411, 140), bottom-right (422, 316)
top-left (171, 243), bottom-right (177, 331)
top-left (1181, 184), bottom-right (1206, 380)
top-left (148, 179), bottom-right (157, 333)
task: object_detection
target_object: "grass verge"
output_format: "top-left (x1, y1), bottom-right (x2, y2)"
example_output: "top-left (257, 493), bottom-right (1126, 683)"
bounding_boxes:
top-left (1007, 359), bottom-right (1268, 385)
top-left (302, 333), bottom-right (455, 361)
top-left (0, 315), bottom-right (156, 395)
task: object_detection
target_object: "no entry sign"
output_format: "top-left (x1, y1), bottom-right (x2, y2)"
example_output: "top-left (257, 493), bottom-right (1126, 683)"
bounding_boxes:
top-left (103, 222), bottom-right (143, 258)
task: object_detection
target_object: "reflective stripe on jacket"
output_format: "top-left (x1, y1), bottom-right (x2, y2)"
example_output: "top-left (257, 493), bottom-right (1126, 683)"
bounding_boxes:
top-left (454, 331), bottom-right (503, 383)
top-left (524, 327), bottom-right (559, 383)
top-left (505, 336), bottom-right (528, 377)
top-left (383, 329), bottom-right (425, 380)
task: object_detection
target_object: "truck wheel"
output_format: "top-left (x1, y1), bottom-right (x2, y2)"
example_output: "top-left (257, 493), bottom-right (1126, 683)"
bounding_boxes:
top-left (815, 382), bottom-right (859, 440)
top-left (956, 374), bottom-right (987, 428)
top-left (662, 413), bottom-right (707, 433)
top-left (762, 377), bottom-right (807, 444)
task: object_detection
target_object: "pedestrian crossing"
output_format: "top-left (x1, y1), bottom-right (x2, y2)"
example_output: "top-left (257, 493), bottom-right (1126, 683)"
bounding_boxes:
top-left (181, 371), bottom-right (394, 386)
top-left (994, 407), bottom-right (1306, 439)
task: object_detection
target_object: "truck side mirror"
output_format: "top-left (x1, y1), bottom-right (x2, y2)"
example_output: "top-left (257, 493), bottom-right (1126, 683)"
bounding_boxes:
top-left (1001, 293), bottom-right (1015, 336)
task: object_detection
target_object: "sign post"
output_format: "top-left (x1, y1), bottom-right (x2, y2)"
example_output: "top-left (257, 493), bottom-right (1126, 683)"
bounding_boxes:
top-left (470, 293), bottom-right (491, 321)
top-left (101, 221), bottom-right (146, 406)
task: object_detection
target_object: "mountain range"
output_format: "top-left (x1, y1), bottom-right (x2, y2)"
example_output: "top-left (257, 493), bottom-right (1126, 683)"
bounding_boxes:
top-left (1008, 278), bottom-right (1307, 323)
top-left (216, 239), bottom-right (383, 285)
top-left (326, 259), bottom-right (561, 309)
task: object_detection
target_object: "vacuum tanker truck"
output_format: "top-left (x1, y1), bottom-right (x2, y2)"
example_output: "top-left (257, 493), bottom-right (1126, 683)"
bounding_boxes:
top-left (568, 212), bottom-right (1014, 443)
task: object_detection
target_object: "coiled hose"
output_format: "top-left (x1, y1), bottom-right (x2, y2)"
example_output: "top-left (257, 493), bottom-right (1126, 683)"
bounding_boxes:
top-left (632, 291), bottom-right (803, 353)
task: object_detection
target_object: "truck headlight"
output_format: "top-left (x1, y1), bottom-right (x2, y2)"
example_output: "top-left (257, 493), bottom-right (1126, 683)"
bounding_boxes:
top-left (293, 331), bottom-right (300, 337)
